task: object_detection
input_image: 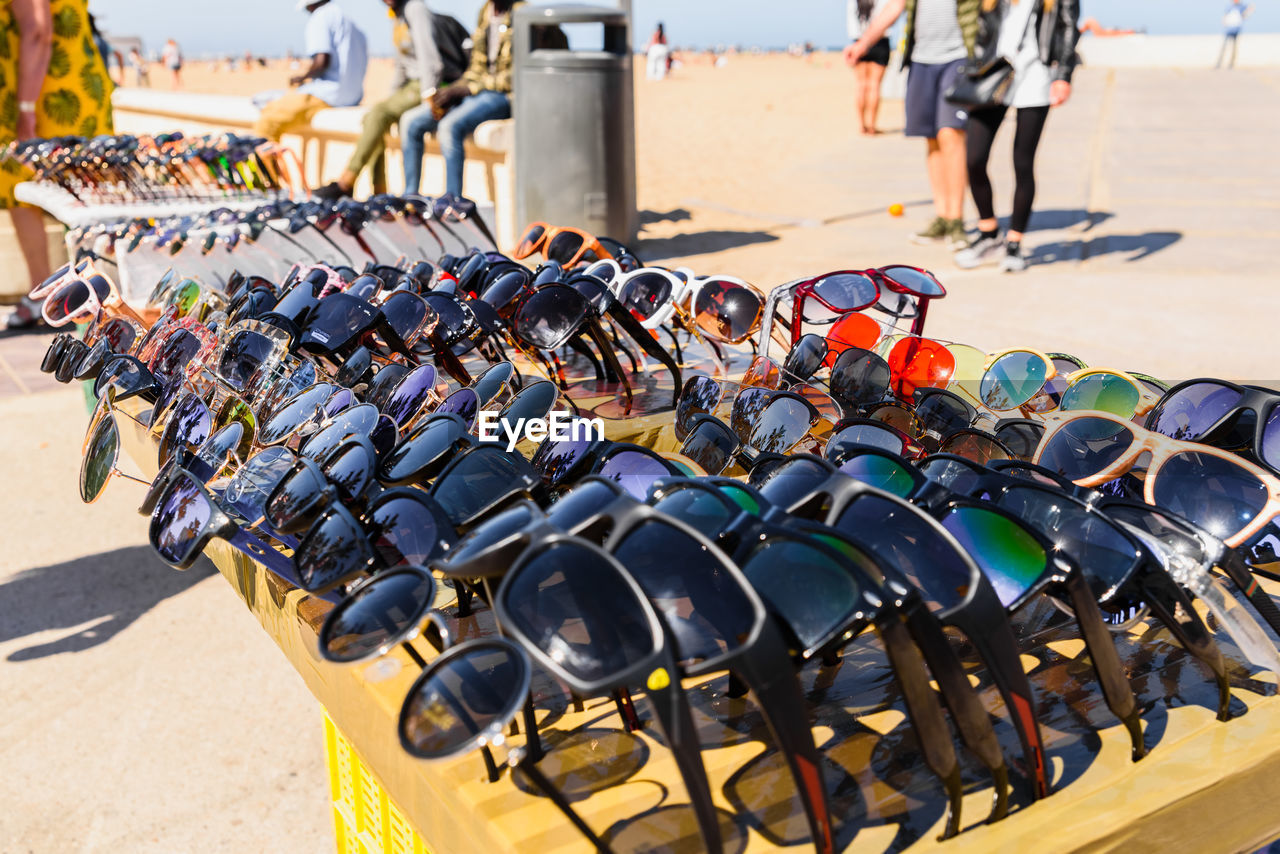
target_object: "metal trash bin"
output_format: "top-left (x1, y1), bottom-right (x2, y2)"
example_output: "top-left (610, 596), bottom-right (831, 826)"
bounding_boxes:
top-left (513, 4), bottom-right (637, 245)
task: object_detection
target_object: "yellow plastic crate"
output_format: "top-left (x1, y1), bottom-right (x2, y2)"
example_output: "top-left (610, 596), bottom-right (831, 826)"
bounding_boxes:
top-left (324, 710), bottom-right (430, 854)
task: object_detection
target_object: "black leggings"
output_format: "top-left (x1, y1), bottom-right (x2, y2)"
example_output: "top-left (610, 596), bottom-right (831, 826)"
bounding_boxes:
top-left (966, 104), bottom-right (1050, 235)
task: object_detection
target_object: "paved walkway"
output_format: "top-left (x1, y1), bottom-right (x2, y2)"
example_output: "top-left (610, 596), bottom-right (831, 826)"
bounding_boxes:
top-left (1, 66), bottom-right (1277, 853)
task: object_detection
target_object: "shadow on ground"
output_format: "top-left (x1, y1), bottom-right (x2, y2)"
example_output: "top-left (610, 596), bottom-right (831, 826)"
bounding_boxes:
top-left (0, 545), bottom-right (215, 661)
top-left (1030, 231), bottom-right (1182, 266)
top-left (638, 230), bottom-right (779, 260)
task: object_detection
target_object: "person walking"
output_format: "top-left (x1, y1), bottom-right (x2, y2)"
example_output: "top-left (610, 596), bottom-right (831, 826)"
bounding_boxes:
top-left (953, 0), bottom-right (1079, 273)
top-left (844, 0), bottom-right (892, 134)
top-left (399, 1), bottom-right (518, 197)
top-left (129, 46), bottom-right (150, 87)
top-left (253, 0), bottom-right (367, 142)
top-left (314, 0), bottom-right (444, 199)
top-left (646, 22), bottom-right (669, 80)
top-left (161, 38), bottom-right (182, 89)
top-left (1216, 2), bottom-right (1251, 69)
top-left (3, 0), bottom-right (115, 328)
top-left (846, 0), bottom-right (978, 250)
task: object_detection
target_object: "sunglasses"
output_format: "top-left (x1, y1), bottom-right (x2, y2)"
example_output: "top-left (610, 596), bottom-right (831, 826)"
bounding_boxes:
top-left (531, 437), bottom-right (684, 496)
top-left (1145, 378), bottom-right (1280, 475)
top-left (981, 349), bottom-right (1163, 420)
top-left (513, 222), bottom-right (613, 267)
top-left (265, 435), bottom-right (380, 535)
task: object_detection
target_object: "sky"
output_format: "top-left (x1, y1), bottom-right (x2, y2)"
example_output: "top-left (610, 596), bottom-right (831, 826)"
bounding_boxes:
top-left (90, 0), bottom-right (1277, 57)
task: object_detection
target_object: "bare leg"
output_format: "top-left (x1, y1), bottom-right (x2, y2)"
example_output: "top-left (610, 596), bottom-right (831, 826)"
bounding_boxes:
top-left (865, 63), bottom-right (886, 133)
top-left (935, 127), bottom-right (968, 220)
top-left (925, 138), bottom-right (947, 218)
top-left (8, 207), bottom-right (51, 325)
top-left (853, 63), bottom-right (870, 134)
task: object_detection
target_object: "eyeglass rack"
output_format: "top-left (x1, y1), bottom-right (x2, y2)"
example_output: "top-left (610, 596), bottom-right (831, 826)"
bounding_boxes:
top-left (14, 181), bottom-right (293, 230)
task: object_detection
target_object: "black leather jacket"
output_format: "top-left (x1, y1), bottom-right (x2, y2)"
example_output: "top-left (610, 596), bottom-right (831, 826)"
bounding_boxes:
top-left (976, 0), bottom-right (1081, 83)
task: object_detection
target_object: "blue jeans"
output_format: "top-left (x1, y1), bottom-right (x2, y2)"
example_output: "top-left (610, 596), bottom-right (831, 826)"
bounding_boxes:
top-left (400, 90), bottom-right (511, 196)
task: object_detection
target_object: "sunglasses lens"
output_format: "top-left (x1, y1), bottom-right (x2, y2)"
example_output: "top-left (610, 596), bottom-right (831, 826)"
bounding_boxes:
top-left (649, 488), bottom-right (737, 542)
top-left (260, 383), bottom-right (332, 445)
top-left (367, 364), bottom-right (411, 410)
top-left (619, 272), bottom-right (672, 320)
top-left (597, 450), bottom-right (671, 499)
top-left (531, 436), bottom-right (594, 486)
top-left (834, 494), bottom-right (971, 610)
top-left (435, 387), bottom-right (480, 431)
top-left (383, 364), bottom-right (438, 427)
top-left (693, 280), bottom-right (761, 341)
top-left (302, 404), bottom-right (380, 461)
top-left (433, 447), bottom-right (531, 527)
top-left (382, 292), bottom-right (429, 342)
top-left (497, 380), bottom-right (559, 427)
top-left (501, 542), bottom-right (655, 683)
top-left (938, 506), bottom-right (1047, 608)
top-left (1036, 416), bottom-right (1133, 481)
top-left (676, 376), bottom-right (723, 436)
top-left (151, 473), bottom-right (212, 565)
top-left (680, 419), bottom-right (738, 475)
top-left (224, 447), bottom-right (295, 525)
top-left (266, 462), bottom-right (329, 533)
top-left (981, 351), bottom-right (1048, 411)
top-left (730, 386), bottom-right (773, 443)
top-left (880, 265), bottom-right (945, 296)
top-left (80, 416), bottom-right (119, 503)
top-left (219, 330), bottom-right (274, 393)
top-left (1152, 450), bottom-right (1270, 541)
top-left (830, 347), bottom-right (890, 406)
top-left (940, 431), bottom-right (1011, 464)
top-left (545, 231), bottom-right (585, 264)
top-left (324, 442), bottom-right (376, 502)
top-left (994, 422), bottom-right (1044, 460)
top-left (613, 519), bottom-right (755, 662)
top-left (471, 362), bottom-right (514, 407)
top-left (56, 340), bottom-right (88, 382)
top-left (748, 397), bottom-right (813, 454)
top-left (296, 508), bottom-right (372, 591)
top-left (173, 281), bottom-right (201, 316)
top-left (811, 273), bottom-right (877, 315)
top-left (516, 224), bottom-right (546, 257)
top-left (887, 338), bottom-right (955, 399)
top-left (447, 502), bottom-right (537, 568)
top-left (1059, 373), bottom-right (1140, 418)
top-left (482, 270), bottom-right (532, 311)
top-left (42, 335), bottom-right (71, 372)
top-left (836, 453), bottom-right (917, 497)
top-left (826, 423), bottom-right (905, 461)
top-left (151, 329), bottom-right (204, 385)
top-left (757, 458), bottom-right (831, 510)
top-left (159, 393), bottom-right (211, 468)
top-left (513, 287), bottom-right (588, 350)
top-left (915, 392), bottom-right (972, 437)
top-left (740, 356), bottom-right (781, 390)
top-left (400, 641), bottom-right (527, 759)
top-left (323, 569), bottom-right (435, 662)
top-left (422, 294), bottom-right (470, 344)
top-left (369, 497), bottom-right (444, 567)
top-left (782, 335), bottom-right (827, 383)
top-left (824, 312), bottom-right (881, 366)
top-left (46, 280), bottom-right (92, 324)
top-left (1147, 381), bottom-right (1242, 442)
top-left (740, 538), bottom-right (860, 651)
top-left (381, 415), bottom-right (466, 484)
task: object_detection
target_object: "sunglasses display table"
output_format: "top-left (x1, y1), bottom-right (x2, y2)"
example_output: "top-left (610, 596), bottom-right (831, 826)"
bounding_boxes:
top-left (110, 381), bottom-right (1280, 854)
top-left (14, 181), bottom-right (292, 230)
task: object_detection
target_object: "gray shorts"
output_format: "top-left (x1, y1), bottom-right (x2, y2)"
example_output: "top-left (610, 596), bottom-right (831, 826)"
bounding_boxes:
top-left (904, 58), bottom-right (968, 138)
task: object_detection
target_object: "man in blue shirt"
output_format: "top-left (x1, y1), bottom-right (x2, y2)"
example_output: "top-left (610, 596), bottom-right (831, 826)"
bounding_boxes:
top-left (1216, 2), bottom-right (1252, 69)
top-left (255, 0), bottom-right (369, 140)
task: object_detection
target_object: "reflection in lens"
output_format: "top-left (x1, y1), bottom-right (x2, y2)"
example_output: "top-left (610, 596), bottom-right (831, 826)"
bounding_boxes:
top-left (757, 458), bottom-right (831, 510)
top-left (597, 450), bottom-right (671, 499)
top-left (676, 376), bottom-right (724, 436)
top-left (471, 362), bottom-right (514, 407)
top-left (446, 503), bottom-right (536, 567)
top-left (837, 454), bottom-right (917, 497)
top-left (918, 457), bottom-right (984, 495)
top-left (1060, 373), bottom-right (1140, 418)
top-left (782, 335), bottom-right (827, 383)
top-left (981, 351), bottom-right (1048, 411)
top-left (259, 382), bottom-right (333, 445)
top-left (380, 415), bottom-right (466, 483)
top-left (435, 388), bottom-right (480, 431)
top-left (497, 380), bottom-right (558, 429)
top-left (1036, 416), bottom-right (1133, 482)
top-left (546, 231), bottom-right (586, 264)
top-left (826, 423), bottom-right (904, 461)
top-left (266, 462), bottom-right (329, 533)
top-left (915, 392), bottom-right (973, 438)
top-left (433, 447), bottom-right (531, 527)
top-left (940, 506), bottom-right (1046, 608)
top-left (383, 364), bottom-right (438, 427)
top-left (159, 392), bottom-right (211, 468)
top-left (1147, 381), bottom-right (1242, 442)
top-left (650, 488), bottom-right (736, 542)
top-left (296, 506), bottom-right (373, 591)
top-left (680, 420), bottom-right (737, 475)
top-left (741, 538), bottom-right (859, 651)
top-left (151, 473), bottom-right (212, 564)
top-left (544, 480), bottom-right (619, 531)
top-left (400, 641), bottom-right (528, 758)
top-left (940, 431), bottom-right (1011, 464)
top-left (501, 543), bottom-right (654, 683)
top-left (302, 403), bottom-right (380, 461)
top-left (994, 422), bottom-right (1044, 460)
top-left (224, 447), bottom-right (295, 525)
top-left (693, 280), bottom-right (761, 342)
top-left (324, 569), bottom-right (436, 662)
top-left (830, 347), bottom-right (890, 406)
top-left (81, 415), bottom-right (119, 502)
top-left (1152, 451), bottom-right (1269, 542)
top-left (531, 436), bottom-right (595, 486)
top-left (748, 397), bottom-right (813, 454)
top-left (323, 441), bottom-right (376, 501)
top-left (368, 496), bottom-right (443, 567)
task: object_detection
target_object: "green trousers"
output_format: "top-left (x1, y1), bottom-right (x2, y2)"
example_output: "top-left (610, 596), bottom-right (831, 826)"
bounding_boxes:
top-left (346, 81), bottom-right (422, 188)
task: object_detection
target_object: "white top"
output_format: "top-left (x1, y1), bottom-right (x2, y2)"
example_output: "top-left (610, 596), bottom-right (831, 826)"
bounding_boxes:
top-left (846, 0), bottom-right (892, 41)
top-left (1000, 0), bottom-right (1052, 108)
top-left (298, 2), bottom-right (368, 108)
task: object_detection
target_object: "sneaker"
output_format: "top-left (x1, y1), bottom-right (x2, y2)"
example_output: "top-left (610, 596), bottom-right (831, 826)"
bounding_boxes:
top-left (313, 181), bottom-right (350, 202)
top-left (1000, 242), bottom-right (1029, 273)
top-left (945, 218), bottom-right (969, 250)
top-left (954, 232), bottom-right (1004, 269)
top-left (911, 216), bottom-right (949, 245)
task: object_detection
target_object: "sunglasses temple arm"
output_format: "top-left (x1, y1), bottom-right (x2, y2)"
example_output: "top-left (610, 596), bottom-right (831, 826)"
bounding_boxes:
top-left (224, 527), bottom-right (341, 602)
top-left (730, 623), bottom-right (836, 854)
top-left (565, 333), bottom-right (607, 382)
top-left (605, 304), bottom-right (683, 408)
top-left (510, 755), bottom-right (615, 854)
top-left (1060, 567), bottom-right (1148, 759)
top-left (900, 602), bottom-right (1013, 815)
top-left (1221, 550), bottom-right (1280, 637)
top-left (875, 613), bottom-right (963, 840)
top-left (1139, 569), bottom-right (1232, 722)
top-left (584, 321), bottom-right (633, 416)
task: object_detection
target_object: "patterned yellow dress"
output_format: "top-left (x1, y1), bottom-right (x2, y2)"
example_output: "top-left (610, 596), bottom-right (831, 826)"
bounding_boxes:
top-left (0, 0), bottom-right (115, 208)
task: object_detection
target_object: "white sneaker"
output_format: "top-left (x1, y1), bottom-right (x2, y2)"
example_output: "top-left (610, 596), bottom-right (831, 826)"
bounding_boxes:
top-left (1000, 243), bottom-right (1029, 272)
top-left (954, 233), bottom-right (1004, 269)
